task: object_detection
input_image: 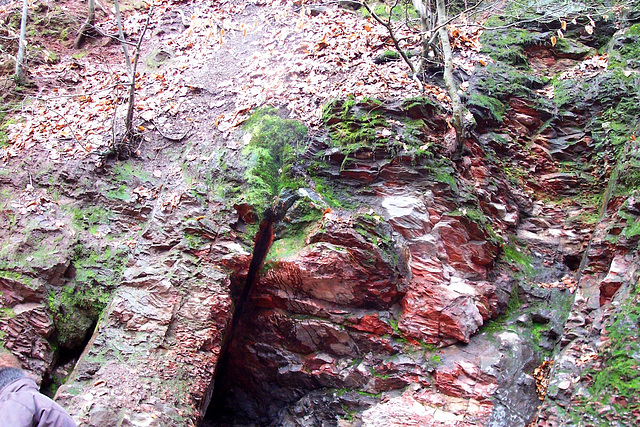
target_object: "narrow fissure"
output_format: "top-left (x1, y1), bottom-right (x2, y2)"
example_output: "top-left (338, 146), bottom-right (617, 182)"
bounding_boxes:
top-left (203, 209), bottom-right (278, 424)
top-left (41, 320), bottom-right (96, 397)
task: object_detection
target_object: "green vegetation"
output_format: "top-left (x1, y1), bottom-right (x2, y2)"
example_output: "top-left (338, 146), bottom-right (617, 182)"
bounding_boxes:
top-left (267, 232), bottom-right (308, 261)
top-left (474, 62), bottom-right (549, 100)
top-left (28, 4), bottom-right (77, 42)
top-left (374, 50), bottom-right (400, 63)
top-left (321, 96), bottom-right (439, 172)
top-left (322, 96), bottom-right (388, 150)
top-left (240, 107), bottom-right (308, 216)
top-left (361, 2), bottom-right (418, 20)
top-left (275, 197), bottom-right (325, 240)
top-left (353, 213), bottom-right (398, 267)
top-left (106, 185), bottom-right (132, 201)
top-left (569, 278), bottom-right (640, 424)
top-left (468, 93), bottom-right (506, 123)
top-left (608, 23), bottom-right (640, 69)
top-left (112, 162), bottom-right (153, 184)
top-left (467, 62), bottom-right (549, 125)
top-left (480, 24), bottom-right (534, 67)
top-left (0, 270), bottom-right (33, 287)
top-left (617, 208), bottom-right (640, 242)
top-left (70, 206), bottom-right (111, 233)
top-left (311, 177), bottom-right (355, 209)
top-left (47, 244), bottom-right (128, 349)
top-left (0, 114), bottom-right (16, 148)
top-left (502, 238), bottom-right (534, 276)
top-left (183, 232), bottom-right (207, 250)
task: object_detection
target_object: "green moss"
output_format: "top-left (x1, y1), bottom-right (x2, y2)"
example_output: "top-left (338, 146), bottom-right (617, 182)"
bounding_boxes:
top-left (48, 244), bottom-right (128, 349)
top-left (608, 23), bottom-right (640, 69)
top-left (240, 107), bottom-right (307, 216)
top-left (0, 307), bottom-right (15, 319)
top-left (375, 50), bottom-right (400, 63)
top-left (106, 185), bottom-right (131, 201)
top-left (361, 2), bottom-right (418, 20)
top-left (267, 232), bottom-right (308, 261)
top-left (569, 278), bottom-right (640, 424)
top-left (311, 177), bottom-right (356, 209)
top-left (480, 27), bottom-right (534, 67)
top-left (323, 97), bottom-right (389, 149)
top-left (468, 93), bottom-right (505, 123)
top-left (112, 162), bottom-right (153, 184)
top-left (552, 37), bottom-right (593, 58)
top-left (70, 206), bottom-right (110, 232)
top-left (0, 115), bottom-right (17, 148)
top-left (183, 232), bottom-right (207, 250)
top-left (502, 239), bottom-right (534, 276)
top-left (475, 63), bottom-right (548, 100)
top-left (0, 270), bottom-right (34, 287)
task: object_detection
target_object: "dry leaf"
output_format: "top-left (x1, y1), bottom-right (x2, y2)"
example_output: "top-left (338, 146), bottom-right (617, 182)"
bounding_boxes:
top-left (551, 36), bottom-right (557, 47)
top-left (561, 20), bottom-right (567, 31)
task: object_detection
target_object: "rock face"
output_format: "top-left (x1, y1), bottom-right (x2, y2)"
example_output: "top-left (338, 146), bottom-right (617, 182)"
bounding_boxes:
top-left (207, 97), bottom-right (545, 425)
top-left (1, 1), bottom-right (639, 427)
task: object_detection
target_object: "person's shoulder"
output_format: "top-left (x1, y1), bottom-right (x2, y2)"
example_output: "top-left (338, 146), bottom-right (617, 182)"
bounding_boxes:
top-left (0, 375), bottom-right (38, 398)
top-left (31, 391), bottom-right (77, 426)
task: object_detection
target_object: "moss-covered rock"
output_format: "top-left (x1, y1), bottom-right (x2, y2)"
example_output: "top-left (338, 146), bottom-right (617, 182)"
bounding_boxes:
top-left (608, 23), bottom-right (640, 70)
top-left (239, 107), bottom-right (308, 217)
top-left (467, 62), bottom-right (551, 127)
top-left (47, 243), bottom-right (128, 350)
top-left (480, 25), bottom-right (536, 67)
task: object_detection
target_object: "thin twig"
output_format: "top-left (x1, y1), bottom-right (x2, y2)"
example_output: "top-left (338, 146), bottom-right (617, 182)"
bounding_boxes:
top-left (46, 103), bottom-right (90, 152)
top-left (151, 119), bottom-right (193, 142)
top-left (114, 0), bottom-right (132, 77)
top-left (360, 0), bottom-right (416, 74)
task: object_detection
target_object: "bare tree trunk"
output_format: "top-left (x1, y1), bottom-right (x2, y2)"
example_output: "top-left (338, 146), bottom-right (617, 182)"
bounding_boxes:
top-left (109, 0), bottom-right (153, 158)
top-left (75, 0), bottom-right (97, 49)
top-left (436, 0), bottom-right (464, 154)
top-left (14, 0), bottom-right (28, 84)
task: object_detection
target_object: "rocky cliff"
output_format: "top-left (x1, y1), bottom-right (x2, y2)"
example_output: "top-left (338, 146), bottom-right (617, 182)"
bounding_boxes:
top-left (0, 0), bottom-right (639, 426)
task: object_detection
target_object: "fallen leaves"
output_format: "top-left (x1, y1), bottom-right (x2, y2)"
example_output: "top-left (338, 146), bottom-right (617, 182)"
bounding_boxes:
top-left (534, 359), bottom-right (554, 400)
top-left (3, 0), bottom-right (448, 161)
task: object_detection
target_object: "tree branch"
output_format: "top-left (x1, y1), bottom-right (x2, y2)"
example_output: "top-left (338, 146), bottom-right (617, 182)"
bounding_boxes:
top-left (360, 0), bottom-right (416, 74)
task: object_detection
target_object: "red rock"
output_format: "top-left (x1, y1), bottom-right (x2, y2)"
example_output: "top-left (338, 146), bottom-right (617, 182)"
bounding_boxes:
top-left (347, 314), bottom-right (393, 335)
top-left (433, 361), bottom-right (497, 400)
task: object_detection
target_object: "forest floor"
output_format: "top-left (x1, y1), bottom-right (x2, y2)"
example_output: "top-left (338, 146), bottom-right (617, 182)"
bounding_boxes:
top-left (0, 0), bottom-right (472, 166)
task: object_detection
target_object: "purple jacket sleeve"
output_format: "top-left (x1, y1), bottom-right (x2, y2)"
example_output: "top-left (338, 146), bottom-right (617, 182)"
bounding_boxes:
top-left (37, 405), bottom-right (78, 427)
top-left (0, 385), bottom-right (76, 427)
top-left (0, 398), bottom-right (39, 427)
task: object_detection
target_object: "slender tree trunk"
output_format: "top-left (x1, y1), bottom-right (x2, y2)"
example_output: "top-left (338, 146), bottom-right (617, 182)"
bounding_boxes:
top-left (14, 0), bottom-right (28, 84)
top-left (436, 0), bottom-right (464, 154)
top-left (113, 0), bottom-right (134, 141)
top-left (109, 0), bottom-right (153, 158)
top-left (75, 0), bottom-right (97, 49)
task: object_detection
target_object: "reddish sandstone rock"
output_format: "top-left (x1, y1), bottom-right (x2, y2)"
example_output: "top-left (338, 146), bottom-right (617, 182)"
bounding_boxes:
top-left (599, 255), bottom-right (628, 306)
top-left (0, 303), bottom-right (54, 383)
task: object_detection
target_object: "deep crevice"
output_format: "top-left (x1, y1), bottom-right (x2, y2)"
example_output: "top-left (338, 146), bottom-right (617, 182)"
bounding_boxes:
top-left (204, 199), bottom-right (288, 425)
top-left (41, 320), bottom-right (96, 397)
top-left (207, 213), bottom-right (274, 416)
